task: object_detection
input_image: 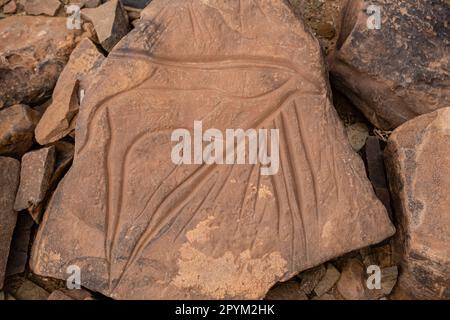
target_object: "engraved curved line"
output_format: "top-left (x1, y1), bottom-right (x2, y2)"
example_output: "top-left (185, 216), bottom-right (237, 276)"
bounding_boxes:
top-left (112, 90), bottom-right (311, 289)
top-left (77, 68), bottom-right (159, 155)
top-left (107, 129), bottom-right (174, 282)
top-left (78, 72), bottom-right (296, 157)
top-left (294, 100), bottom-right (320, 224)
top-left (104, 108), bottom-right (113, 283)
top-left (110, 49), bottom-right (308, 77)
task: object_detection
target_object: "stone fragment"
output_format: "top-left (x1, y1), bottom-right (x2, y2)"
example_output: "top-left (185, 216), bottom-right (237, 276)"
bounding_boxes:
top-left (5, 213), bottom-right (35, 276)
top-left (47, 290), bottom-right (74, 300)
top-left (35, 39), bottom-right (105, 145)
top-left (14, 147), bottom-right (55, 215)
top-left (81, 0), bottom-right (129, 51)
top-left (299, 264), bottom-right (326, 295)
top-left (0, 157), bottom-right (20, 289)
top-left (0, 104), bottom-right (41, 157)
top-left (31, 0), bottom-right (394, 300)
top-left (14, 279), bottom-right (50, 300)
top-left (346, 122), bottom-right (368, 152)
top-left (3, 1), bottom-right (16, 14)
top-left (0, 16), bottom-right (80, 108)
top-left (24, 0), bottom-right (61, 16)
top-left (265, 280), bottom-right (308, 300)
top-left (336, 258), bottom-right (369, 300)
top-left (331, 0), bottom-right (450, 130)
top-left (314, 264), bottom-right (341, 297)
top-left (385, 107), bottom-right (450, 299)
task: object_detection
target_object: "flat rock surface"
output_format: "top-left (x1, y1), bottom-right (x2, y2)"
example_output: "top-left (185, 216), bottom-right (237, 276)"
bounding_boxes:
top-left (0, 16), bottom-right (80, 108)
top-left (331, 0), bottom-right (450, 130)
top-left (385, 107), bottom-right (450, 299)
top-left (31, 0), bottom-right (394, 299)
top-left (0, 157), bottom-right (20, 289)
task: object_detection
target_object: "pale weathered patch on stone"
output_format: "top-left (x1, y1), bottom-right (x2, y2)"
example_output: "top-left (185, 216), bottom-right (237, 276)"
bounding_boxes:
top-left (31, 0), bottom-right (394, 299)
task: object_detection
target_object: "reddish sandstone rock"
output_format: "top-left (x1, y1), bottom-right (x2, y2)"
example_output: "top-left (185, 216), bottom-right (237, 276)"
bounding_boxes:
top-left (0, 104), bottom-right (41, 157)
top-left (0, 157), bottom-right (20, 289)
top-left (330, 0), bottom-right (450, 130)
top-left (0, 16), bottom-right (80, 108)
top-left (35, 38), bottom-right (105, 145)
top-left (81, 0), bottom-right (129, 52)
top-left (385, 107), bottom-right (450, 299)
top-left (14, 147), bottom-right (56, 219)
top-left (24, 0), bottom-right (61, 16)
top-left (31, 0), bottom-right (394, 299)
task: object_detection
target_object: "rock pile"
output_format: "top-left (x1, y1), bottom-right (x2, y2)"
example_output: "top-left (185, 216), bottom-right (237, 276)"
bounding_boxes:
top-left (0, 0), bottom-right (448, 300)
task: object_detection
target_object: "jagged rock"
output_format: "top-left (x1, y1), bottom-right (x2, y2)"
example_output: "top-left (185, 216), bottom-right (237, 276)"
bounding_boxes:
top-left (31, 0), bottom-right (394, 299)
top-left (81, 0), bottom-right (129, 51)
top-left (0, 104), bottom-right (41, 157)
top-left (299, 264), bottom-right (326, 295)
top-left (385, 107), bottom-right (450, 299)
top-left (314, 264), bottom-right (341, 297)
top-left (14, 147), bottom-right (55, 217)
top-left (380, 266), bottom-right (398, 296)
top-left (0, 157), bottom-right (20, 289)
top-left (346, 122), bottom-right (368, 152)
top-left (35, 39), bottom-right (105, 145)
top-left (0, 16), bottom-right (80, 108)
top-left (330, 0), bottom-right (450, 130)
top-left (3, 0), bottom-right (16, 14)
top-left (24, 0), bottom-right (61, 16)
top-left (336, 258), bottom-right (369, 300)
top-left (265, 280), bottom-right (308, 300)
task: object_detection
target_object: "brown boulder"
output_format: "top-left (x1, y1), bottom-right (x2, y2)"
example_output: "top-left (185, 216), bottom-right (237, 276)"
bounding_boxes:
top-left (31, 0), bottom-right (394, 299)
top-left (0, 16), bottom-right (80, 108)
top-left (265, 280), bottom-right (308, 300)
top-left (0, 157), bottom-right (20, 289)
top-left (35, 38), bottom-right (105, 145)
top-left (0, 104), bottom-right (41, 157)
top-left (81, 0), bottom-right (129, 51)
top-left (330, 0), bottom-right (450, 130)
top-left (385, 107), bottom-right (450, 299)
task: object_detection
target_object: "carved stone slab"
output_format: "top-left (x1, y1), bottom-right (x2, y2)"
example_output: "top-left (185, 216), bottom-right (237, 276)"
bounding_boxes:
top-left (31, 0), bottom-right (394, 299)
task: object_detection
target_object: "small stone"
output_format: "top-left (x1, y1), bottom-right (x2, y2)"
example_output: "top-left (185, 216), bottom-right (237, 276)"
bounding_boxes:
top-left (314, 264), bottom-right (341, 297)
top-left (81, 0), bottom-right (129, 51)
top-left (14, 146), bottom-right (56, 216)
top-left (47, 290), bottom-right (74, 300)
top-left (346, 122), bottom-right (369, 152)
top-left (0, 105), bottom-right (41, 157)
top-left (24, 0), bottom-right (61, 16)
top-left (265, 280), bottom-right (308, 300)
top-left (3, 1), bottom-right (17, 14)
top-left (299, 264), bottom-right (326, 295)
top-left (336, 258), bottom-right (369, 300)
top-left (0, 157), bottom-right (20, 289)
top-left (14, 279), bottom-right (50, 300)
top-left (35, 38), bottom-right (105, 145)
top-left (316, 22), bottom-right (335, 39)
